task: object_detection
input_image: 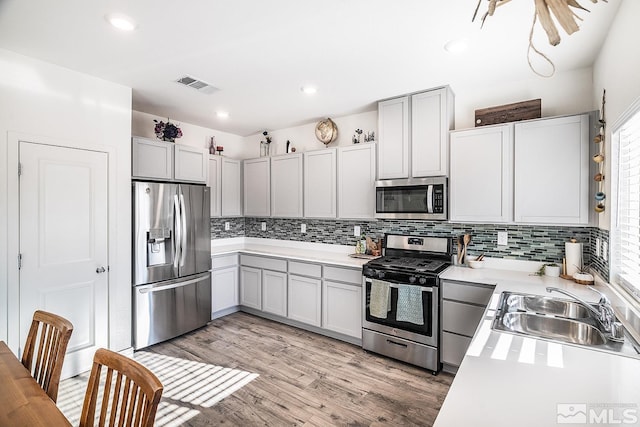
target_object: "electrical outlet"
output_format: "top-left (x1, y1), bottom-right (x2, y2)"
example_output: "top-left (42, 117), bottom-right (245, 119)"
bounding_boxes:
top-left (354, 225), bottom-right (361, 236)
top-left (603, 241), bottom-right (608, 261)
top-left (261, 222), bottom-right (266, 231)
top-left (497, 231), bottom-right (508, 246)
top-left (596, 238), bottom-right (601, 257)
top-left (301, 223), bottom-right (307, 233)
top-left (224, 221), bottom-right (230, 231)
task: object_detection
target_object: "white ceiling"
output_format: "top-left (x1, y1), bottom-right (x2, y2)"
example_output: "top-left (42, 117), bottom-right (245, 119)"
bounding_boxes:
top-left (0, 0), bottom-right (621, 136)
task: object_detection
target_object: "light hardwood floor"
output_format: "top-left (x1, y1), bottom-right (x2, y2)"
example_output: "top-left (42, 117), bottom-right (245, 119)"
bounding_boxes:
top-left (58, 312), bottom-right (453, 426)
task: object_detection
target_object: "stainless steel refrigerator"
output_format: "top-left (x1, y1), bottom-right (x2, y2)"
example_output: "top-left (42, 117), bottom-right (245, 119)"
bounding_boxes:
top-left (132, 181), bottom-right (211, 350)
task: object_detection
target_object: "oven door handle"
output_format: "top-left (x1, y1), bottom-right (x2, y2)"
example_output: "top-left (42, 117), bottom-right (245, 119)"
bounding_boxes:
top-left (365, 279), bottom-right (434, 293)
top-left (388, 284), bottom-right (433, 293)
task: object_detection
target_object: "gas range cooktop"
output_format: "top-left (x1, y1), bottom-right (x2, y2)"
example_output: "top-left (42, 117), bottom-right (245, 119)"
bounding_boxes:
top-left (365, 256), bottom-right (449, 275)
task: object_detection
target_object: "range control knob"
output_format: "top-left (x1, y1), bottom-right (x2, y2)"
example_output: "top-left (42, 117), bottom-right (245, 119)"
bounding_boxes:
top-left (363, 267), bottom-right (374, 277)
top-left (409, 276), bottom-right (417, 284)
top-left (419, 277), bottom-right (427, 285)
top-left (377, 271), bottom-right (386, 280)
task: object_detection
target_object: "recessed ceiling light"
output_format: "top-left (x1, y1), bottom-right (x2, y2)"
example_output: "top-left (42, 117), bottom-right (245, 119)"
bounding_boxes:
top-left (105, 13), bottom-right (137, 32)
top-left (444, 38), bottom-right (469, 54)
top-left (301, 86), bottom-right (317, 95)
top-left (216, 111), bottom-right (229, 119)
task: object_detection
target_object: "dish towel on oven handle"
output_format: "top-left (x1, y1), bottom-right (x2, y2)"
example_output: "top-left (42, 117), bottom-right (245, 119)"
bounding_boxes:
top-left (396, 284), bottom-right (424, 325)
top-left (369, 279), bottom-right (391, 319)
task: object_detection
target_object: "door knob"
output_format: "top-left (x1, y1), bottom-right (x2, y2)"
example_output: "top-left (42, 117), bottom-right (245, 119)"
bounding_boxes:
top-left (96, 266), bottom-right (106, 274)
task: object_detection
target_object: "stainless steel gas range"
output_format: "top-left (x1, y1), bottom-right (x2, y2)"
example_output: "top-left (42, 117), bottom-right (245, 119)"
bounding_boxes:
top-left (362, 234), bottom-right (451, 374)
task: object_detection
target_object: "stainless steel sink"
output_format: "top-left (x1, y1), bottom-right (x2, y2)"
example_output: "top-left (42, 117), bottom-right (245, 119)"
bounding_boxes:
top-left (504, 294), bottom-right (591, 319)
top-left (500, 312), bottom-right (607, 345)
top-left (492, 291), bottom-right (640, 359)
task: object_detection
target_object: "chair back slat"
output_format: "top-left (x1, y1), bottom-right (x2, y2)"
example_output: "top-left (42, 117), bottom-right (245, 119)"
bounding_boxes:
top-left (21, 310), bottom-right (74, 402)
top-left (80, 349), bottom-right (163, 427)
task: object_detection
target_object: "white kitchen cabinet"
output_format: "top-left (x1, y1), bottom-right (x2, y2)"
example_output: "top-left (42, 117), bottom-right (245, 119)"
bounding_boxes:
top-left (304, 149), bottom-right (337, 218)
top-left (239, 266), bottom-right (262, 310)
top-left (449, 124), bottom-right (513, 223)
top-left (377, 86), bottom-right (453, 179)
top-left (288, 274), bottom-right (322, 327)
top-left (132, 137), bottom-right (208, 183)
top-left (440, 280), bottom-right (494, 372)
top-left (243, 158), bottom-right (270, 217)
top-left (322, 265), bottom-right (362, 339)
top-left (411, 88), bottom-right (455, 177)
top-left (271, 154), bottom-right (303, 218)
top-left (322, 280), bottom-right (361, 338)
top-left (208, 156), bottom-right (221, 217)
top-left (262, 269), bottom-right (288, 317)
top-left (211, 254), bottom-right (239, 319)
top-left (132, 137), bottom-right (173, 180)
top-left (211, 267), bottom-right (238, 315)
top-left (221, 158), bottom-right (242, 217)
top-left (337, 144), bottom-right (375, 219)
top-left (514, 114), bottom-right (589, 224)
top-left (377, 96), bottom-right (409, 179)
top-left (174, 144), bottom-right (208, 183)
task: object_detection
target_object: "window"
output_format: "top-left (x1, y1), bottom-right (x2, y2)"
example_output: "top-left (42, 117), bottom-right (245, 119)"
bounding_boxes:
top-left (611, 99), bottom-right (640, 301)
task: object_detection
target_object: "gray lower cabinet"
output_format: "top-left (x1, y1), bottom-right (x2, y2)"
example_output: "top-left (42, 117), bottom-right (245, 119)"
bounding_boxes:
top-left (236, 254), bottom-right (363, 344)
top-left (263, 269), bottom-right (288, 317)
top-left (211, 254), bottom-right (239, 319)
top-left (441, 279), bottom-right (494, 372)
top-left (288, 274), bottom-right (322, 326)
top-left (239, 266), bottom-right (262, 310)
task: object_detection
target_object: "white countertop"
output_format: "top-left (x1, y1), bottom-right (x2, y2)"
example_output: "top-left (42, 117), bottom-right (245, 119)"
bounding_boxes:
top-left (211, 237), bottom-right (371, 269)
top-left (435, 265), bottom-right (640, 427)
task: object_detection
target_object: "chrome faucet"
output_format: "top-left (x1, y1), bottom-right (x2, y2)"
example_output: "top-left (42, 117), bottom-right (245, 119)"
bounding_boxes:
top-left (546, 286), bottom-right (624, 341)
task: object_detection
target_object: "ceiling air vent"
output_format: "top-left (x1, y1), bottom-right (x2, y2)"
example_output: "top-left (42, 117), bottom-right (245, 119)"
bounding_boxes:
top-left (175, 75), bottom-right (219, 95)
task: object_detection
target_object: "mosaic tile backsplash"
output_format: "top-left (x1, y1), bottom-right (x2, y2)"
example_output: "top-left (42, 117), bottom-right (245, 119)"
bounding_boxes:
top-left (211, 217), bottom-right (610, 279)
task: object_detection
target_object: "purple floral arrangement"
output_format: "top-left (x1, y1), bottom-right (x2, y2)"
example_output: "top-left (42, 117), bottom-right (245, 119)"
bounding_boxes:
top-left (154, 119), bottom-right (183, 141)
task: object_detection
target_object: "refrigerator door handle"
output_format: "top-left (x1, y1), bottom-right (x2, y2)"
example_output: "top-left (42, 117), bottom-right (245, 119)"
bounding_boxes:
top-left (136, 272), bottom-right (210, 294)
top-left (179, 193), bottom-right (187, 267)
top-left (173, 194), bottom-right (181, 269)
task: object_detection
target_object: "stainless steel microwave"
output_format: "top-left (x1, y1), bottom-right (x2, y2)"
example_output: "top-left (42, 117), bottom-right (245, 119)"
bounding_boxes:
top-left (375, 177), bottom-right (447, 220)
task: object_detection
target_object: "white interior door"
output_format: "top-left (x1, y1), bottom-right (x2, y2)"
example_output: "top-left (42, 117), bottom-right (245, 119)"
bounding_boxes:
top-left (19, 142), bottom-right (109, 378)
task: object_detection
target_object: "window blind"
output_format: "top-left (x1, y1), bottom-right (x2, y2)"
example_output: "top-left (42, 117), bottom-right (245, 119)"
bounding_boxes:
top-left (613, 107), bottom-right (640, 300)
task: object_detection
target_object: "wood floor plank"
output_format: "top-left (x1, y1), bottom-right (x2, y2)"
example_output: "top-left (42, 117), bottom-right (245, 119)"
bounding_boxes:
top-left (60, 312), bottom-right (453, 426)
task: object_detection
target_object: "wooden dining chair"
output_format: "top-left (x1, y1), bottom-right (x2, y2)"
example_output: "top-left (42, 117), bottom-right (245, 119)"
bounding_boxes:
top-left (79, 348), bottom-right (163, 427)
top-left (21, 309), bottom-right (73, 403)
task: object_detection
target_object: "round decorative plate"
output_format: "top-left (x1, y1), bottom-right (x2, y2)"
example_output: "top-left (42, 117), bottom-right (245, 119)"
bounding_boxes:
top-left (315, 118), bottom-right (338, 145)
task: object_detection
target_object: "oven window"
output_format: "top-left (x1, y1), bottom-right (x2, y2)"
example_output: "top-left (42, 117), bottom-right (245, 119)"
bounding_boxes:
top-left (364, 281), bottom-right (433, 336)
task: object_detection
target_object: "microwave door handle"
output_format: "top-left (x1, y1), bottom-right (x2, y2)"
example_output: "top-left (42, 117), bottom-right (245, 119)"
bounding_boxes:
top-left (173, 194), bottom-right (181, 269)
top-left (426, 185), bottom-right (434, 213)
top-left (179, 193), bottom-right (187, 267)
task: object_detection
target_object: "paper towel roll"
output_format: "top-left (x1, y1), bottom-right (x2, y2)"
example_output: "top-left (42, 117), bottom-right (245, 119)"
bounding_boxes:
top-left (565, 242), bottom-right (583, 276)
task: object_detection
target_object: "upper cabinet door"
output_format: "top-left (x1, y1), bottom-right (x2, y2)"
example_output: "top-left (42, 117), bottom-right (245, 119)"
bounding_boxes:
top-left (221, 158), bottom-right (242, 217)
top-left (411, 88), bottom-right (454, 177)
top-left (514, 114), bottom-right (589, 224)
top-left (243, 158), bottom-right (271, 217)
top-left (377, 96), bottom-right (409, 179)
top-left (304, 149), bottom-right (337, 218)
top-left (450, 125), bottom-right (513, 223)
top-left (271, 154), bottom-right (303, 218)
top-left (208, 156), bottom-right (222, 217)
top-left (132, 137), bottom-right (173, 180)
top-left (338, 144), bottom-right (376, 219)
top-left (174, 144), bottom-right (208, 183)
